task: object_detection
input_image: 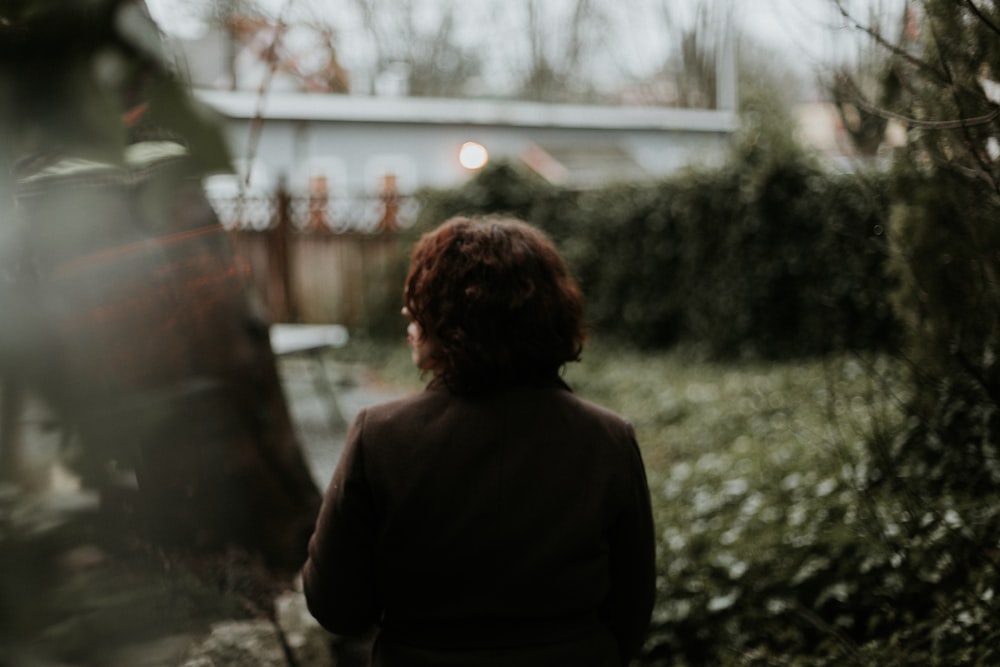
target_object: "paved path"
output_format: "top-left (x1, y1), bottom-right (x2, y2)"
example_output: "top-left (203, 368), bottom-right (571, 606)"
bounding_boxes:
top-left (275, 354), bottom-right (412, 490)
top-left (275, 355), bottom-right (413, 665)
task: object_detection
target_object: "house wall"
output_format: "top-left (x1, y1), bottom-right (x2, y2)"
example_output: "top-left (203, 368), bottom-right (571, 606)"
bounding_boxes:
top-left (197, 90), bottom-right (737, 197)
top-left (231, 121), bottom-right (732, 194)
top-left (204, 91), bottom-right (740, 326)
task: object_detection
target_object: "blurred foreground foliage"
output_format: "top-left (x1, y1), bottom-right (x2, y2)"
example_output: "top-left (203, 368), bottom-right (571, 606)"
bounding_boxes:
top-left (0, 0), bottom-right (230, 188)
top-left (2, 0), bottom-right (322, 590)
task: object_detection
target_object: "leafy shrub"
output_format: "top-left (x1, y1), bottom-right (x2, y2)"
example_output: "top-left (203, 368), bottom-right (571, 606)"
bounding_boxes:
top-left (562, 183), bottom-right (690, 347)
top-left (884, 165), bottom-right (1000, 497)
top-left (414, 161), bottom-right (565, 233)
top-left (564, 346), bottom-right (999, 666)
top-left (357, 237), bottom-right (411, 340)
top-left (683, 158), bottom-right (898, 359)
top-left (415, 157), bottom-right (899, 358)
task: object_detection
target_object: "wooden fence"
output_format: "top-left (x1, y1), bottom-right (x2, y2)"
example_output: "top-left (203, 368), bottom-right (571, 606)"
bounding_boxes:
top-left (218, 187), bottom-right (416, 328)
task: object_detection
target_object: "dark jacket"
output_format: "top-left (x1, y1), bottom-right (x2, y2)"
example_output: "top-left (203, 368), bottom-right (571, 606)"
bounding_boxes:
top-left (302, 378), bottom-right (656, 666)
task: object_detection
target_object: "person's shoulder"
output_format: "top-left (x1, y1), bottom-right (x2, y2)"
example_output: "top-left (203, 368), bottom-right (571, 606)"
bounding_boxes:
top-left (548, 385), bottom-right (636, 437)
top-left (358, 382), bottom-right (451, 427)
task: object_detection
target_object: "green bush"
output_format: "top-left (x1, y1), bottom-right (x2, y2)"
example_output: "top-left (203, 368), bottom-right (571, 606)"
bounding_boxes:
top-left (562, 183), bottom-right (690, 347)
top-left (415, 157), bottom-right (899, 359)
top-left (884, 165), bottom-right (1000, 496)
top-left (414, 161), bottom-right (564, 232)
top-left (563, 345), bottom-right (999, 666)
top-left (682, 158), bottom-right (898, 359)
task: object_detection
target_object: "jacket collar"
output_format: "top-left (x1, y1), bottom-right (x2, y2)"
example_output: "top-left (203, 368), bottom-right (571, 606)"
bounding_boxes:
top-left (425, 374), bottom-right (572, 396)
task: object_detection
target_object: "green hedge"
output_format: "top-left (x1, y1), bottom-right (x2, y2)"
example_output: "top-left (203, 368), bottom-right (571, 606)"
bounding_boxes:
top-left (414, 157), bottom-right (899, 359)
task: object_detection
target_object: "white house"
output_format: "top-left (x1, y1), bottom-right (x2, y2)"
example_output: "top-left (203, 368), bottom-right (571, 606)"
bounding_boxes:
top-left (168, 11), bottom-right (740, 228)
top-left (196, 89), bottom-right (738, 200)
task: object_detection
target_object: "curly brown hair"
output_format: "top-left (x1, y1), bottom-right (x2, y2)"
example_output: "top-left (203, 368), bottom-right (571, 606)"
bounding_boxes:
top-left (404, 215), bottom-right (585, 395)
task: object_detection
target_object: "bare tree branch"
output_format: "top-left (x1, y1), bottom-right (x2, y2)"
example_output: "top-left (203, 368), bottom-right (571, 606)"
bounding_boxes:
top-left (244, 0), bottom-right (294, 187)
top-left (963, 0), bottom-right (1000, 39)
top-left (831, 0), bottom-right (953, 90)
top-left (848, 93), bottom-right (1000, 130)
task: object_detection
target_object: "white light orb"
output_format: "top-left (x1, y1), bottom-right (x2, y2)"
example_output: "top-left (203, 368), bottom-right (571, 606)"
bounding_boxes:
top-left (459, 141), bottom-right (489, 170)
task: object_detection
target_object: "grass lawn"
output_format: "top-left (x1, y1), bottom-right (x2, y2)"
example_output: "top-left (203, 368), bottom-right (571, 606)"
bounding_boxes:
top-left (341, 335), bottom-right (906, 483)
top-left (563, 339), bottom-right (907, 490)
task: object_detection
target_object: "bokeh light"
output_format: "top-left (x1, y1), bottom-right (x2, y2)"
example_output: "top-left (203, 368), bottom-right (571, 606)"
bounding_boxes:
top-left (458, 141), bottom-right (488, 170)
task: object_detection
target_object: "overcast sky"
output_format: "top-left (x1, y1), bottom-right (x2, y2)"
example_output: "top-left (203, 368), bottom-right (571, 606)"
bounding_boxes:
top-left (146, 0), bottom-right (903, 92)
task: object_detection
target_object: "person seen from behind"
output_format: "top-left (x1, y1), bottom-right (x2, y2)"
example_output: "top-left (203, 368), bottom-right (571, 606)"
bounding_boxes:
top-left (302, 215), bottom-right (656, 666)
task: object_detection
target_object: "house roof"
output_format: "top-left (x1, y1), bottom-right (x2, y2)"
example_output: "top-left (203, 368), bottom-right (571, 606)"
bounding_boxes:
top-left (194, 89), bottom-right (738, 134)
top-left (521, 143), bottom-right (650, 187)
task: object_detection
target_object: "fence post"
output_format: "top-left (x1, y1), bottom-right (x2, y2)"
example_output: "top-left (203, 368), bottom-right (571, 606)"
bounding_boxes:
top-left (307, 175), bottom-right (329, 231)
top-left (377, 173), bottom-right (400, 233)
top-left (270, 177), bottom-right (296, 322)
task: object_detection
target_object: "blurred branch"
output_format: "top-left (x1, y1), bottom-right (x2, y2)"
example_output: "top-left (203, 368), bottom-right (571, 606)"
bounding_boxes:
top-left (962, 0), bottom-right (1000, 38)
top-left (830, 0), bottom-right (977, 97)
top-left (244, 0), bottom-right (294, 188)
top-left (843, 92), bottom-right (1000, 130)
